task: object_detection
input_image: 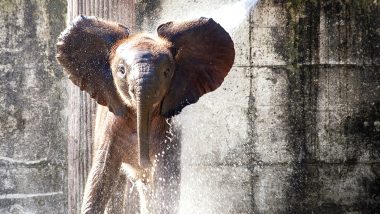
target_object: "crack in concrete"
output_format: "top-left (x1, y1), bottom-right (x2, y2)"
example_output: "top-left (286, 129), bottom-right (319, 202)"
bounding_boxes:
top-left (0, 192), bottom-right (64, 200)
top-left (0, 156), bottom-right (49, 167)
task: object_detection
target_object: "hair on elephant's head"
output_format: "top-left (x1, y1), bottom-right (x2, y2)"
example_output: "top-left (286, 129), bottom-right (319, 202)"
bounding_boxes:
top-left (56, 15), bottom-right (235, 168)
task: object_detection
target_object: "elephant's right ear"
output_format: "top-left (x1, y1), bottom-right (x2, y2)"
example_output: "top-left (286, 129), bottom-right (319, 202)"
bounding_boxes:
top-left (56, 15), bottom-right (130, 116)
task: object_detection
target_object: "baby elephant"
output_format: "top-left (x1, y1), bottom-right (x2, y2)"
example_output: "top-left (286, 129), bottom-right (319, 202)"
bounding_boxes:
top-left (56, 15), bottom-right (234, 213)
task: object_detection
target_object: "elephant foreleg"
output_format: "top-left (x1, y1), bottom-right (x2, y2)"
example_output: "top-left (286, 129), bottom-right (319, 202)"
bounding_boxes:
top-left (81, 143), bottom-right (121, 214)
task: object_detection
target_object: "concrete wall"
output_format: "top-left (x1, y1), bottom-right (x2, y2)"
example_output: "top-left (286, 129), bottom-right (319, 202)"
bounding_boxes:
top-left (0, 0), bottom-right (67, 213)
top-left (138, 0), bottom-right (380, 213)
top-left (0, 0), bottom-right (379, 213)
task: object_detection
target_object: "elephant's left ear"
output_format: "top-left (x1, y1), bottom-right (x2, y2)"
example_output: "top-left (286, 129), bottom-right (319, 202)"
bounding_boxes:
top-left (157, 17), bottom-right (235, 117)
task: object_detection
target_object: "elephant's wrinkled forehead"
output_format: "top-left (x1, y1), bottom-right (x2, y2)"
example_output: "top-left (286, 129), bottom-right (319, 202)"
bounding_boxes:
top-left (115, 35), bottom-right (172, 65)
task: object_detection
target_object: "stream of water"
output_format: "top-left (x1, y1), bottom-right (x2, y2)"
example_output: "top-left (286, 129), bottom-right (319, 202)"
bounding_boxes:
top-left (186, 0), bottom-right (259, 33)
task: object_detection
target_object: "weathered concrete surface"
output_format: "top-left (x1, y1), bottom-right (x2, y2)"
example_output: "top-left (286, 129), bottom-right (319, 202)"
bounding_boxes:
top-left (138, 0), bottom-right (380, 213)
top-left (1, 0), bottom-right (378, 213)
top-left (0, 0), bottom-right (67, 213)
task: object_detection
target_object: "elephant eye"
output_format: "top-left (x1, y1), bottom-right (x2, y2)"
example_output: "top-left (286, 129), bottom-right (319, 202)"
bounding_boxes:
top-left (163, 68), bottom-right (171, 78)
top-left (117, 64), bottom-right (126, 78)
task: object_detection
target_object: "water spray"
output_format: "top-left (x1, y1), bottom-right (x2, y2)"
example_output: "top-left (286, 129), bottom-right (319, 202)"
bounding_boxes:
top-left (187, 0), bottom-right (260, 33)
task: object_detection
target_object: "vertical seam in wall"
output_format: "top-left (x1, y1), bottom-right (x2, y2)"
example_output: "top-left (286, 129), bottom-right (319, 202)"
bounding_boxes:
top-left (248, 3), bottom-right (256, 213)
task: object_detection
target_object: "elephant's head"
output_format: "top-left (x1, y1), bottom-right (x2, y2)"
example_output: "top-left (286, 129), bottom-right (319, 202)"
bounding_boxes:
top-left (56, 15), bottom-right (235, 168)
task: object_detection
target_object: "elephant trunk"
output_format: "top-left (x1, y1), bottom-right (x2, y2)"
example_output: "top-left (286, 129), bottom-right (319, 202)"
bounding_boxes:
top-left (136, 92), bottom-right (154, 169)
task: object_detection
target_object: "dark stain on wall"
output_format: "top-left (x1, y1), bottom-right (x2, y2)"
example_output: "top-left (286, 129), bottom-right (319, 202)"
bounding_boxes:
top-left (248, 72), bottom-right (260, 213)
top-left (344, 101), bottom-right (380, 160)
top-left (344, 100), bottom-right (380, 212)
top-left (266, 0), bottom-right (379, 213)
top-left (279, 1), bottom-right (322, 213)
top-left (284, 66), bottom-right (321, 213)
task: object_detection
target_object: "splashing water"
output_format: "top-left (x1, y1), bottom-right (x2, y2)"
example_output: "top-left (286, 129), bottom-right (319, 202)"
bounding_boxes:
top-left (187, 0), bottom-right (260, 33)
top-left (117, 1), bottom-right (261, 213)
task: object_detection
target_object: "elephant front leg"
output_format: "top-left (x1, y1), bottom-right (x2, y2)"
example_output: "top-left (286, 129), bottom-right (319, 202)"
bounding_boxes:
top-left (81, 145), bottom-right (122, 214)
top-left (121, 163), bottom-right (155, 214)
